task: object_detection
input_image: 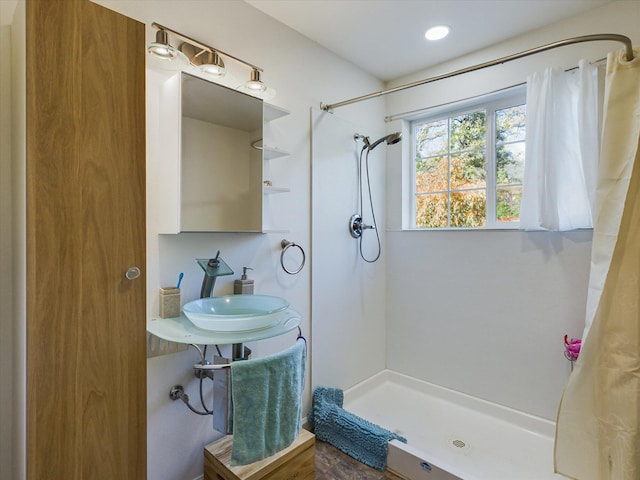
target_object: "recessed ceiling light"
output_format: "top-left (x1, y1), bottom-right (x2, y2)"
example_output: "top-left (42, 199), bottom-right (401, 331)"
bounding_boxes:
top-left (425, 25), bottom-right (450, 41)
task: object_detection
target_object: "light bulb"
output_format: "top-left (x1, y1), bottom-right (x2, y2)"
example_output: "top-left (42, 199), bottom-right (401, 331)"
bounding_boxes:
top-left (245, 80), bottom-right (267, 92)
top-left (201, 64), bottom-right (226, 77)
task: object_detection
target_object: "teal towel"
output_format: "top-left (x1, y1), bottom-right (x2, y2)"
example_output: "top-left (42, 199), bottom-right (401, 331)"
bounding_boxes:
top-left (230, 338), bottom-right (306, 466)
top-left (310, 386), bottom-right (406, 471)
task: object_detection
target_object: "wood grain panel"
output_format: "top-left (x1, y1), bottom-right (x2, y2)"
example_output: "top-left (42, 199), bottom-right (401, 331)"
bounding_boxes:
top-left (26, 1), bottom-right (146, 478)
top-left (205, 429), bottom-right (315, 480)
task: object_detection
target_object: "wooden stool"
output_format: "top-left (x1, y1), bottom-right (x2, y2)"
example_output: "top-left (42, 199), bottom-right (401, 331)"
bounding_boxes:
top-left (204, 429), bottom-right (315, 480)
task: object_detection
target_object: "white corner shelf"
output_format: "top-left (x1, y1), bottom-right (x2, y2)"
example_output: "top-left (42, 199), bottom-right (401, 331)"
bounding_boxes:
top-left (263, 145), bottom-right (290, 160)
top-left (262, 103), bottom-right (290, 232)
top-left (264, 103), bottom-right (290, 123)
top-left (263, 186), bottom-right (290, 195)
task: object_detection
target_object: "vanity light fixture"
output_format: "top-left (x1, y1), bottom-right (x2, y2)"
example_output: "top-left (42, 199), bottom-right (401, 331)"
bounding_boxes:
top-left (425, 25), bottom-right (450, 41)
top-left (180, 43), bottom-right (227, 78)
top-left (148, 22), bottom-right (273, 98)
top-left (243, 69), bottom-right (267, 93)
top-left (148, 29), bottom-right (183, 60)
top-left (236, 68), bottom-right (276, 100)
top-left (200, 51), bottom-right (227, 78)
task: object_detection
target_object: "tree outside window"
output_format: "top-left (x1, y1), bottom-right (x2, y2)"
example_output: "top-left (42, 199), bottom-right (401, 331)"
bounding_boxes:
top-left (412, 97), bottom-right (526, 229)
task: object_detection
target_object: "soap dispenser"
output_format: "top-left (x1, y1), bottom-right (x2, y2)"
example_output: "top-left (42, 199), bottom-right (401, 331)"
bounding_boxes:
top-left (234, 267), bottom-right (254, 294)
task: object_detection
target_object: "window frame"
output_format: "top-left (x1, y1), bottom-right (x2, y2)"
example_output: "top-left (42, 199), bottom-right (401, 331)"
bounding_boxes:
top-left (409, 88), bottom-right (526, 230)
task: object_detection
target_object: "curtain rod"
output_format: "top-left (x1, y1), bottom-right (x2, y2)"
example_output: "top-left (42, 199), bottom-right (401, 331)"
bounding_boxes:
top-left (384, 57), bottom-right (607, 123)
top-left (320, 34), bottom-right (634, 112)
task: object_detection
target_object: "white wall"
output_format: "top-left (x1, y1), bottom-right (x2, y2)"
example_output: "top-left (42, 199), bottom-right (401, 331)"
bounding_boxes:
top-left (93, 1), bottom-right (385, 479)
top-left (0, 17), bottom-right (14, 480)
top-left (384, 0), bottom-right (640, 420)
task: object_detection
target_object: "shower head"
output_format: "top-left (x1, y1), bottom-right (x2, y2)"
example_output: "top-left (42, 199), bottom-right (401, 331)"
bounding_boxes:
top-left (363, 132), bottom-right (402, 151)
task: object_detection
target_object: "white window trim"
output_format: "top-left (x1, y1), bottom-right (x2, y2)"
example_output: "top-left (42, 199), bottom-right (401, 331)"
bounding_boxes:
top-left (407, 87), bottom-right (526, 231)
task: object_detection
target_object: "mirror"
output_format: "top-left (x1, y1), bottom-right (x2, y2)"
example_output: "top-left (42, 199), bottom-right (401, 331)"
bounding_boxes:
top-left (180, 73), bottom-right (263, 232)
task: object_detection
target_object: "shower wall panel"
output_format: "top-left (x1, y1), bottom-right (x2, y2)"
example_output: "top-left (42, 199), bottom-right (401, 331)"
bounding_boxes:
top-left (311, 109), bottom-right (387, 391)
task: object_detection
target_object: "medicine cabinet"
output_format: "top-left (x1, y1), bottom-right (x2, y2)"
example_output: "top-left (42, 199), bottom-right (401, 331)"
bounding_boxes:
top-left (155, 72), bottom-right (290, 233)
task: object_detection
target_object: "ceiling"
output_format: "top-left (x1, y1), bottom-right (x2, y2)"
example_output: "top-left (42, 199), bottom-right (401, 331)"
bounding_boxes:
top-left (245, 0), bottom-right (615, 81)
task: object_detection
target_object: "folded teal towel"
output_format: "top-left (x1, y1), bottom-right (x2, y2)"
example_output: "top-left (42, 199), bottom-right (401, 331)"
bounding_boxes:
top-left (230, 338), bottom-right (306, 466)
top-left (310, 386), bottom-right (406, 471)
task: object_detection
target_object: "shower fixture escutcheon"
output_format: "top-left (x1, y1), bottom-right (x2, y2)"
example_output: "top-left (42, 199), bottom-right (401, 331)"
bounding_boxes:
top-left (349, 213), bottom-right (375, 238)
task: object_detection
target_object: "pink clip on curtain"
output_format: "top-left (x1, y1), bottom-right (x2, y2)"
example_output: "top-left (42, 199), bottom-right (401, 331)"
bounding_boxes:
top-left (555, 46), bottom-right (640, 480)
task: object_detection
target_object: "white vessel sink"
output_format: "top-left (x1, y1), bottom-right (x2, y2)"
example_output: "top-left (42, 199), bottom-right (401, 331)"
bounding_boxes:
top-left (183, 294), bottom-right (290, 332)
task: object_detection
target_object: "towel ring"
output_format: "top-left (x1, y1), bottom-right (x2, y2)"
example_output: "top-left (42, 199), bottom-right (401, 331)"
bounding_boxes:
top-left (193, 362), bottom-right (231, 371)
top-left (280, 239), bottom-right (306, 275)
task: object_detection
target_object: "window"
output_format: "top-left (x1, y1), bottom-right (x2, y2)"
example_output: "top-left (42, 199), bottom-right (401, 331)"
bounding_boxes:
top-left (411, 92), bottom-right (526, 229)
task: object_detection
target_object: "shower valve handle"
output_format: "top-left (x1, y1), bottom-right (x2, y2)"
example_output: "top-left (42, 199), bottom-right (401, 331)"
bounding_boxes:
top-left (349, 214), bottom-right (376, 238)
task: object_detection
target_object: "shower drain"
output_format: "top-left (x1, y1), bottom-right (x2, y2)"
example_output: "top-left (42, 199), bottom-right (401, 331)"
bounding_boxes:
top-left (448, 437), bottom-right (471, 451)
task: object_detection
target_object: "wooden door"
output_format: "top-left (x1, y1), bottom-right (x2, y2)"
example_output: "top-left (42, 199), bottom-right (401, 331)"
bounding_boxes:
top-left (26, 0), bottom-right (146, 478)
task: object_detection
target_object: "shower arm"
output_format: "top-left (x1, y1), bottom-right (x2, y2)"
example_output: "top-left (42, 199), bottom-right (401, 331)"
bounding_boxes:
top-left (320, 33), bottom-right (635, 112)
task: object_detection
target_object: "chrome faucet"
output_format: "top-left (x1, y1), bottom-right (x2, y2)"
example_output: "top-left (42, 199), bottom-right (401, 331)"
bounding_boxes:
top-left (197, 251), bottom-right (234, 298)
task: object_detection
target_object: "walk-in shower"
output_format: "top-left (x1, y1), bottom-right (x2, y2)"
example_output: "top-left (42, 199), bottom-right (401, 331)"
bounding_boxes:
top-left (350, 132), bottom-right (402, 262)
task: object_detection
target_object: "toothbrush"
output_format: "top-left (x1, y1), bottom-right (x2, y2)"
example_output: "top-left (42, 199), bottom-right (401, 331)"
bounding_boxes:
top-left (176, 272), bottom-right (184, 289)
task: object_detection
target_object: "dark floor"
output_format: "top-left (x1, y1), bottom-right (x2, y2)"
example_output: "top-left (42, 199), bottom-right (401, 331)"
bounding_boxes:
top-left (315, 440), bottom-right (406, 480)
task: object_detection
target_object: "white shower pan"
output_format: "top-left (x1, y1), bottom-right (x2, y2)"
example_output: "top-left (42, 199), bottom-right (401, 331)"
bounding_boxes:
top-left (343, 370), bottom-right (566, 480)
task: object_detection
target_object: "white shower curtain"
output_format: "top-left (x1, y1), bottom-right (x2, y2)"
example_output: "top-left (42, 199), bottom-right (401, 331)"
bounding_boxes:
top-left (555, 47), bottom-right (640, 480)
top-left (520, 60), bottom-right (599, 231)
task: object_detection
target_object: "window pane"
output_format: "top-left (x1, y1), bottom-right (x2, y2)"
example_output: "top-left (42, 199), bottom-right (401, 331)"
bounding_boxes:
top-left (450, 111), bottom-right (486, 152)
top-left (410, 91), bottom-right (525, 230)
top-left (497, 186), bottom-right (522, 222)
top-left (416, 119), bottom-right (448, 157)
top-left (450, 190), bottom-right (486, 227)
top-left (451, 151), bottom-right (485, 190)
top-left (416, 156), bottom-right (447, 192)
top-left (496, 142), bottom-right (525, 185)
top-left (416, 193), bottom-right (448, 228)
top-left (496, 105), bottom-right (526, 143)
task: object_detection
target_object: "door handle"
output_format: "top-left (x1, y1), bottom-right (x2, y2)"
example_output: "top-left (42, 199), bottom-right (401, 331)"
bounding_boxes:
top-left (125, 267), bottom-right (141, 280)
